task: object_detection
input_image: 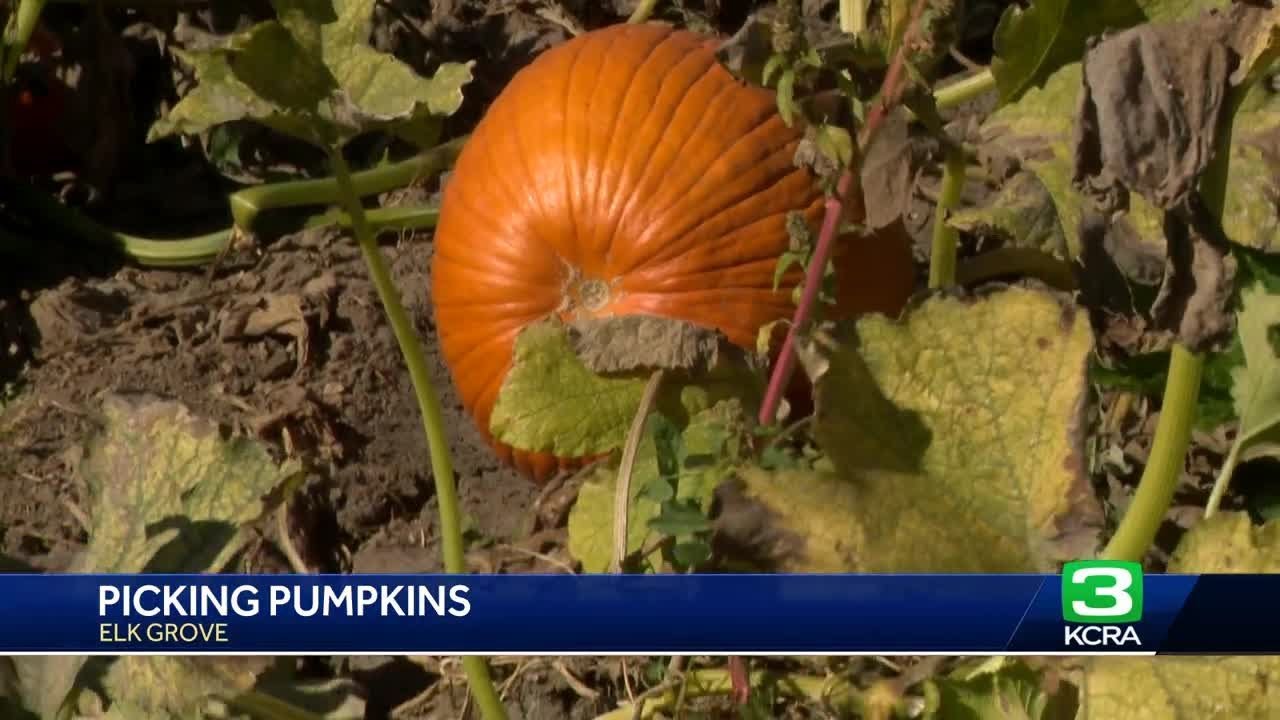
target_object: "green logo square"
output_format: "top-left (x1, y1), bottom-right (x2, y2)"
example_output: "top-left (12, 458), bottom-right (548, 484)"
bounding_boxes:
top-left (1061, 560), bottom-right (1143, 623)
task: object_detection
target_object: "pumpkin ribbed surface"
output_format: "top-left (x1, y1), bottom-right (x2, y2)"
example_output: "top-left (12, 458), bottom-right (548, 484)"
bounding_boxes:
top-left (432, 22), bottom-right (914, 481)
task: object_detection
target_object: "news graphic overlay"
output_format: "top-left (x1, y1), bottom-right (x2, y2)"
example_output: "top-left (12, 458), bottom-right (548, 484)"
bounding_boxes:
top-left (1060, 561), bottom-right (1144, 648)
top-left (0, 571), bottom-right (1273, 654)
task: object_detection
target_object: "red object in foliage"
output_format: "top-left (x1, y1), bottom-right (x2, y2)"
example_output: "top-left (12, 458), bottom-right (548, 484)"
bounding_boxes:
top-left (5, 25), bottom-right (71, 177)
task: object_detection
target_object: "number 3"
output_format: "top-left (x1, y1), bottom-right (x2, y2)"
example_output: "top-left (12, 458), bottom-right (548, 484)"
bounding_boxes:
top-left (1071, 567), bottom-right (1132, 617)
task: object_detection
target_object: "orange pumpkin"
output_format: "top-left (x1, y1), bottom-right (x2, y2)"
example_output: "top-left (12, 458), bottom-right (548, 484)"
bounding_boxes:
top-left (432, 22), bottom-right (915, 482)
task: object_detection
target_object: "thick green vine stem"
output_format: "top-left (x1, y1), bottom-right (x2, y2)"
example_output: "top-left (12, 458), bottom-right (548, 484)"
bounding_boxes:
top-left (326, 148), bottom-right (507, 720)
top-left (1101, 344), bottom-right (1203, 561)
top-left (627, 0), bottom-right (658, 23)
top-left (933, 68), bottom-right (995, 112)
top-left (839, 0), bottom-right (866, 35)
top-left (1, 0), bottom-right (47, 82)
top-left (927, 143), bottom-right (965, 288)
top-left (232, 136), bottom-right (466, 232)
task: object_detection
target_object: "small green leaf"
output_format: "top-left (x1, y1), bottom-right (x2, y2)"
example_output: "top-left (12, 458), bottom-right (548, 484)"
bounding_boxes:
top-left (777, 69), bottom-right (797, 126)
top-left (648, 500), bottom-right (712, 536)
top-left (671, 540), bottom-right (712, 569)
top-left (1211, 283), bottom-right (1280, 501)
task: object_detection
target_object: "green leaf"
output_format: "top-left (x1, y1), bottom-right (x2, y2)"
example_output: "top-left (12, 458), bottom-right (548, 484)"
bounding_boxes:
top-left (671, 541), bottom-right (712, 569)
top-left (1081, 513), bottom-right (1280, 718)
top-left (990, 0), bottom-right (1228, 105)
top-left (490, 317), bottom-right (760, 458)
top-left (567, 401), bottom-right (745, 573)
top-left (149, 0), bottom-right (471, 149)
top-left (648, 501), bottom-right (712, 536)
top-left (148, 48), bottom-right (322, 144)
top-left (1212, 283), bottom-right (1280, 492)
top-left (227, 20), bottom-right (337, 115)
top-left (719, 288), bottom-right (1103, 572)
top-left (10, 395), bottom-right (300, 719)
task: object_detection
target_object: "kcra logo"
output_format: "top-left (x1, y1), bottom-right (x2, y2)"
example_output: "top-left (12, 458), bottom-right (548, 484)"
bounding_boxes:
top-left (1060, 560), bottom-right (1144, 647)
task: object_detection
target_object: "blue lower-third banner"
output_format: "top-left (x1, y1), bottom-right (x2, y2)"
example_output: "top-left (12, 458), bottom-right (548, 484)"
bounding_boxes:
top-left (0, 565), bottom-right (1270, 654)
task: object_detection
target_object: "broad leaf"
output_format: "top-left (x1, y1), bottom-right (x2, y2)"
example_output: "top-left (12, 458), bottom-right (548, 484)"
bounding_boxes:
top-left (715, 288), bottom-right (1103, 572)
top-left (490, 317), bottom-right (759, 458)
top-left (150, 0), bottom-right (471, 148)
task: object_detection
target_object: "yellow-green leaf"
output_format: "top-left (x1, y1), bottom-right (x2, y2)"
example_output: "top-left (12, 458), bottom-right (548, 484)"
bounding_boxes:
top-left (490, 318), bottom-right (759, 458)
top-left (720, 288), bottom-right (1102, 572)
top-left (1081, 513), bottom-right (1280, 719)
top-left (148, 0), bottom-right (471, 149)
top-left (10, 395), bottom-right (300, 719)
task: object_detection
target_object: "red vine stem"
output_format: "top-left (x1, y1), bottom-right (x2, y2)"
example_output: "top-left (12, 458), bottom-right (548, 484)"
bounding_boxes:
top-left (756, 0), bottom-right (931, 428)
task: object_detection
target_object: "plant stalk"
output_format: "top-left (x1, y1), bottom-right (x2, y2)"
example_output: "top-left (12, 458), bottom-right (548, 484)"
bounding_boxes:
top-left (1101, 344), bottom-right (1203, 561)
top-left (933, 68), bottom-right (995, 111)
top-left (232, 136), bottom-right (466, 231)
top-left (627, 0), bottom-right (659, 23)
top-left (3, 177), bottom-right (441, 267)
top-left (327, 148), bottom-right (506, 720)
top-left (2, 0), bottom-right (47, 82)
top-left (840, 0), bottom-right (866, 35)
top-left (757, 0), bottom-right (930, 428)
top-left (927, 143), bottom-right (965, 288)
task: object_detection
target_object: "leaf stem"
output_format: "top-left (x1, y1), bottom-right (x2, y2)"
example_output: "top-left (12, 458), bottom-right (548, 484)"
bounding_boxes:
top-left (231, 136), bottom-right (466, 232)
top-left (627, 0), bottom-right (659, 24)
top-left (611, 369), bottom-right (665, 574)
top-left (1102, 344), bottom-right (1202, 561)
top-left (933, 68), bottom-right (995, 111)
top-left (927, 143), bottom-right (965, 288)
top-left (326, 148), bottom-right (506, 720)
